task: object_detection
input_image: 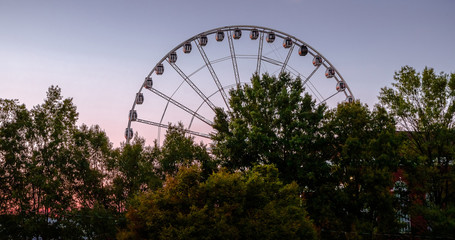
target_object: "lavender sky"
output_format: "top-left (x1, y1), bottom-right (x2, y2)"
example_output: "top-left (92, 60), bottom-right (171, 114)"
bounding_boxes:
top-left (1, 0), bottom-right (454, 147)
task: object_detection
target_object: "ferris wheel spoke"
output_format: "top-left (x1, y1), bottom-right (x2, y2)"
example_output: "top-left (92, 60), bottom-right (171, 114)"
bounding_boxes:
top-left (262, 56), bottom-right (284, 67)
top-left (137, 119), bottom-right (212, 139)
top-left (280, 44), bottom-right (295, 74)
top-left (147, 88), bottom-right (213, 126)
top-left (318, 91), bottom-right (340, 106)
top-left (189, 82), bottom-right (241, 129)
top-left (195, 41), bottom-right (231, 110)
top-left (186, 56), bottom-right (230, 79)
top-left (256, 32), bottom-right (264, 75)
top-left (227, 31), bottom-right (240, 86)
top-left (303, 79), bottom-right (323, 102)
top-left (187, 56), bottom-right (232, 80)
top-left (128, 25), bottom-right (354, 145)
top-left (157, 79), bottom-right (187, 145)
top-left (302, 65), bottom-right (320, 86)
top-left (159, 81), bottom-right (185, 123)
top-left (168, 60), bottom-right (217, 111)
top-left (210, 56), bottom-right (232, 65)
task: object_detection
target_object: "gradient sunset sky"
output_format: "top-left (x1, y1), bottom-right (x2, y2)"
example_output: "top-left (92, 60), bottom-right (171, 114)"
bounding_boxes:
top-left (1, 0), bottom-right (454, 147)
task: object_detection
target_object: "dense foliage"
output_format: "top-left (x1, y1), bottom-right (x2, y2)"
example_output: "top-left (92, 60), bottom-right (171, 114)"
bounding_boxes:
top-left (379, 66), bottom-right (455, 237)
top-left (0, 66), bottom-right (454, 239)
top-left (0, 87), bottom-right (161, 239)
top-left (212, 73), bottom-right (404, 238)
top-left (212, 73), bottom-right (326, 187)
top-left (318, 102), bottom-right (402, 238)
top-left (118, 165), bottom-right (316, 240)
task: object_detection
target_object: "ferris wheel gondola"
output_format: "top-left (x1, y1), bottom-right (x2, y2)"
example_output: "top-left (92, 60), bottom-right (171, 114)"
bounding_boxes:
top-left (126, 25), bottom-right (354, 144)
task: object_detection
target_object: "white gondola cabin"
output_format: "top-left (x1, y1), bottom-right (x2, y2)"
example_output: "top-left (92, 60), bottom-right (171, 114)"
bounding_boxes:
top-left (216, 31), bottom-right (224, 42)
top-left (144, 77), bottom-right (153, 89)
top-left (233, 29), bottom-right (242, 39)
top-left (129, 110), bottom-right (137, 121)
top-left (325, 67), bottom-right (335, 78)
top-left (336, 82), bottom-right (346, 92)
top-left (136, 93), bottom-right (144, 104)
top-left (283, 37), bottom-right (292, 48)
top-left (183, 42), bottom-right (192, 53)
top-left (299, 45), bottom-right (308, 56)
top-left (168, 52), bottom-right (177, 63)
top-left (266, 32), bottom-right (275, 43)
top-left (346, 96), bottom-right (354, 103)
top-left (125, 128), bottom-right (133, 140)
top-left (155, 64), bottom-right (164, 75)
top-left (199, 35), bottom-right (208, 46)
top-left (312, 55), bottom-right (322, 66)
top-left (250, 29), bottom-right (259, 40)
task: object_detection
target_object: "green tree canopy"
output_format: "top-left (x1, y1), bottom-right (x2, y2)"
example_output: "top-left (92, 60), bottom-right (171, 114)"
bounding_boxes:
top-left (212, 73), bottom-right (326, 186)
top-left (318, 101), bottom-right (402, 237)
top-left (118, 164), bottom-right (316, 240)
top-left (379, 66), bottom-right (455, 164)
top-left (0, 86), bottom-right (121, 239)
top-left (155, 123), bottom-right (215, 179)
top-left (379, 66), bottom-right (455, 236)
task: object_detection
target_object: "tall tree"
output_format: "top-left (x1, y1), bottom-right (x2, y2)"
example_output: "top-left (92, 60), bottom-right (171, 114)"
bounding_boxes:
top-left (0, 99), bottom-right (31, 214)
top-left (0, 99), bottom-right (33, 238)
top-left (379, 66), bottom-right (455, 236)
top-left (1, 87), bottom-right (121, 239)
top-left (69, 124), bottom-right (113, 208)
top-left (26, 86), bottom-right (80, 238)
top-left (212, 73), bottom-right (326, 186)
top-left (319, 101), bottom-right (402, 238)
top-left (109, 136), bottom-right (161, 212)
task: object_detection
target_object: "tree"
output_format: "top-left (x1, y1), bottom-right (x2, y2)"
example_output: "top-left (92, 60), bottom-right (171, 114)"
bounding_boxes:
top-left (22, 86), bottom-right (80, 238)
top-left (212, 73), bottom-right (326, 186)
top-left (319, 101), bottom-right (402, 238)
top-left (379, 66), bottom-right (455, 236)
top-left (69, 124), bottom-right (113, 209)
top-left (109, 136), bottom-right (161, 212)
top-left (1, 86), bottom-right (121, 239)
top-left (118, 164), bottom-right (316, 240)
top-left (0, 99), bottom-right (33, 239)
top-left (0, 99), bottom-right (31, 212)
top-left (156, 123), bottom-right (215, 179)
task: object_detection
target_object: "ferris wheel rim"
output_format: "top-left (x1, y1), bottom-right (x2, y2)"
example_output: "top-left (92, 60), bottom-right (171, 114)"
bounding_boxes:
top-left (126, 25), bottom-right (354, 143)
top-left (140, 25), bottom-right (353, 99)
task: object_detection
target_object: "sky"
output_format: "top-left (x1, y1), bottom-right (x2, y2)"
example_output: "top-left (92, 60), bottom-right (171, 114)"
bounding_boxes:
top-left (1, 0), bottom-right (454, 147)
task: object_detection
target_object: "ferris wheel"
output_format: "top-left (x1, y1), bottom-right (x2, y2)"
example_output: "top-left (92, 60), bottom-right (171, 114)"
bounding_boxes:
top-left (126, 25), bottom-right (354, 144)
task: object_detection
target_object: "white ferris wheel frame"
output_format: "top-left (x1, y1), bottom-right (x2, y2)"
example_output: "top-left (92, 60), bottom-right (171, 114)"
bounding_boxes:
top-left (126, 25), bottom-right (355, 144)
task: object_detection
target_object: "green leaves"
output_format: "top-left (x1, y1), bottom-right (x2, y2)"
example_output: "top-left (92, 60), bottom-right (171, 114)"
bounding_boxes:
top-left (320, 102), bottom-right (401, 235)
top-left (379, 66), bottom-right (455, 235)
top-left (212, 73), bottom-right (404, 236)
top-left (155, 123), bottom-right (215, 179)
top-left (119, 165), bottom-right (316, 240)
top-left (212, 73), bottom-right (326, 185)
top-left (0, 86), bottom-right (122, 239)
top-left (380, 66), bottom-right (455, 134)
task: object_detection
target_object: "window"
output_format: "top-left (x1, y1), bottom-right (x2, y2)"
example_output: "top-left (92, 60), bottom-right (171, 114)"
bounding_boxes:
top-left (393, 179), bottom-right (411, 233)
